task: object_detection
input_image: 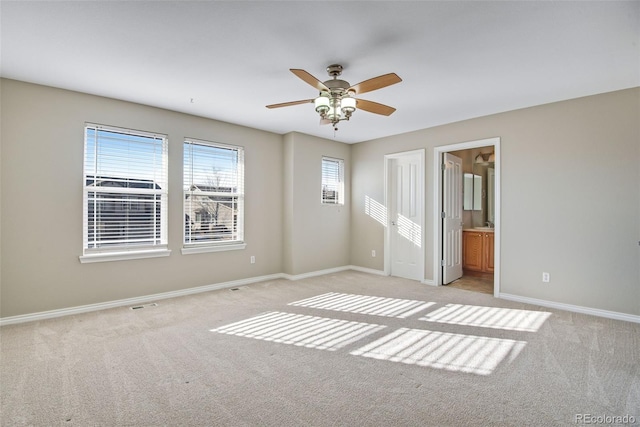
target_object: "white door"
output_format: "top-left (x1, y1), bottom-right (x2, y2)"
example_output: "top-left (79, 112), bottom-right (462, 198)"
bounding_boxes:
top-left (389, 152), bottom-right (423, 281)
top-left (442, 153), bottom-right (463, 284)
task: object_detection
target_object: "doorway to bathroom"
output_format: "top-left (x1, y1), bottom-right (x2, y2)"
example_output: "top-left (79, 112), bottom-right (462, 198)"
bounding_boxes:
top-left (433, 138), bottom-right (500, 297)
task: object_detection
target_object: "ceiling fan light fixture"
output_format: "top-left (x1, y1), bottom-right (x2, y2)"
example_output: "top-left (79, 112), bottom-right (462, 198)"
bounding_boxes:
top-left (314, 94), bottom-right (330, 114)
top-left (341, 96), bottom-right (356, 114)
top-left (327, 105), bottom-right (340, 121)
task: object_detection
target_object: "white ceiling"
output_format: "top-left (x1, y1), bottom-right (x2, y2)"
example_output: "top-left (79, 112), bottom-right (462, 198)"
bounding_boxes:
top-left (1, 1), bottom-right (638, 144)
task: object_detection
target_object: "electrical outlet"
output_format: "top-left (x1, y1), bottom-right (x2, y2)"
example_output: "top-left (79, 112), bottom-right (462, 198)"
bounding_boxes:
top-left (542, 272), bottom-right (550, 283)
top-left (250, 256), bottom-right (255, 264)
top-left (371, 250), bottom-right (376, 257)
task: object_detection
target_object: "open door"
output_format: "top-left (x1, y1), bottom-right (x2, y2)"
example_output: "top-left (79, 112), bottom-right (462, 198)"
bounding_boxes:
top-left (442, 152), bottom-right (463, 284)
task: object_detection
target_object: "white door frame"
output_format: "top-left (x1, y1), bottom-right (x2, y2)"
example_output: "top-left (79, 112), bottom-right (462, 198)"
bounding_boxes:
top-left (384, 149), bottom-right (426, 282)
top-left (433, 138), bottom-right (501, 297)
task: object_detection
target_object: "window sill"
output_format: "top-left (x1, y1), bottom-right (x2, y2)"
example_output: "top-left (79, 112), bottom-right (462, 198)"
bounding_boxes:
top-left (181, 242), bottom-right (246, 255)
top-left (79, 249), bottom-right (171, 264)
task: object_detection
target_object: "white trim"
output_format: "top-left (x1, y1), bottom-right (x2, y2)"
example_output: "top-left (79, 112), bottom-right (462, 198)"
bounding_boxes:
top-left (1, 268), bottom-right (359, 325)
top-left (86, 122), bottom-right (167, 140)
top-left (184, 137), bottom-right (246, 152)
top-left (181, 242), bottom-right (246, 255)
top-left (79, 249), bottom-right (171, 263)
top-left (0, 273), bottom-right (283, 326)
top-left (348, 265), bottom-right (386, 276)
top-left (433, 138), bottom-right (501, 297)
top-left (3, 267), bottom-right (638, 326)
top-left (281, 266), bottom-right (352, 281)
top-left (499, 293), bottom-right (640, 324)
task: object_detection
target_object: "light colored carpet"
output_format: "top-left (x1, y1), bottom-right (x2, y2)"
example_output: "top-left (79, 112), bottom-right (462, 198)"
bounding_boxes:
top-left (1, 271), bottom-right (639, 426)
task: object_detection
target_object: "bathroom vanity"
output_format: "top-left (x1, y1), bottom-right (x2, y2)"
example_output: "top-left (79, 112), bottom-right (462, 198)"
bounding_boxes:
top-left (462, 229), bottom-right (494, 273)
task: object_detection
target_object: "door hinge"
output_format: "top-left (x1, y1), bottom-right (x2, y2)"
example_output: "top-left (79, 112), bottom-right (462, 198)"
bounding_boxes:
top-left (441, 163), bottom-right (446, 171)
top-left (441, 260), bottom-right (446, 267)
top-left (441, 211), bottom-right (446, 219)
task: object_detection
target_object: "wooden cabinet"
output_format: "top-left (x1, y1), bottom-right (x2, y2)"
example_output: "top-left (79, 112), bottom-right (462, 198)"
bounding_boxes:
top-left (484, 232), bottom-right (494, 273)
top-left (463, 230), bottom-right (494, 273)
top-left (462, 231), bottom-right (484, 271)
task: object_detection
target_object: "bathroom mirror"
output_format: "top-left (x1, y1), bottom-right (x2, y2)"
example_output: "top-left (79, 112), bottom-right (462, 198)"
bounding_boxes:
top-left (466, 161), bottom-right (495, 227)
top-left (456, 148), bottom-right (495, 228)
top-left (463, 173), bottom-right (482, 211)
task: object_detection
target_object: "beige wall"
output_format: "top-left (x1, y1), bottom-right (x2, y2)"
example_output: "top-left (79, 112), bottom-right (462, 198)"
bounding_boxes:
top-left (0, 79), bottom-right (284, 317)
top-left (351, 88), bottom-right (640, 316)
top-left (282, 132), bottom-right (351, 275)
top-left (2, 79), bottom-right (638, 319)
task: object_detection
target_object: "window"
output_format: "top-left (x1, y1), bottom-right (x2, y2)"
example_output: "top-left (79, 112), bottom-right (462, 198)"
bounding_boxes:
top-left (183, 139), bottom-right (245, 253)
top-left (321, 157), bottom-right (344, 204)
top-left (81, 124), bottom-right (169, 262)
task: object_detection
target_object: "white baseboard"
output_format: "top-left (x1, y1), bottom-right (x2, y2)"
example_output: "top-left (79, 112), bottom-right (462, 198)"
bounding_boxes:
top-left (0, 266), bottom-right (387, 325)
top-left (281, 266), bottom-right (353, 281)
top-left (0, 273), bottom-right (284, 326)
top-left (347, 265), bottom-right (386, 276)
top-left (3, 269), bottom-right (638, 326)
top-left (280, 265), bottom-right (387, 281)
top-left (499, 293), bottom-right (640, 324)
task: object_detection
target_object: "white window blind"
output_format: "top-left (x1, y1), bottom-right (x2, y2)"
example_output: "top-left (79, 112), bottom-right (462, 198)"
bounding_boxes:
top-left (83, 124), bottom-right (168, 254)
top-left (184, 139), bottom-right (244, 246)
top-left (322, 157), bottom-right (344, 204)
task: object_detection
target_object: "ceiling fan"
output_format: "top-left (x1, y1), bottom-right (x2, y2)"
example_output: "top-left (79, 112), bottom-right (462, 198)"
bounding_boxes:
top-left (266, 64), bottom-right (402, 130)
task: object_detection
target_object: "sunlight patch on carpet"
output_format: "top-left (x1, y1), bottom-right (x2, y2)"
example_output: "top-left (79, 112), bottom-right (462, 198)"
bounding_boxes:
top-left (420, 304), bottom-right (551, 332)
top-left (350, 328), bottom-right (527, 375)
top-left (288, 292), bottom-right (434, 318)
top-left (211, 311), bottom-right (385, 351)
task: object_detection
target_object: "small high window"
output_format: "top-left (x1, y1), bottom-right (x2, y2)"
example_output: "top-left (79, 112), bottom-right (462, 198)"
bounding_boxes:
top-left (321, 157), bottom-right (344, 205)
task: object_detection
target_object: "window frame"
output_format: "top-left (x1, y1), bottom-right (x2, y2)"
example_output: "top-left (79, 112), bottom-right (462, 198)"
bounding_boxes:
top-left (80, 123), bottom-right (170, 263)
top-left (182, 138), bottom-right (246, 255)
top-left (321, 156), bottom-right (345, 205)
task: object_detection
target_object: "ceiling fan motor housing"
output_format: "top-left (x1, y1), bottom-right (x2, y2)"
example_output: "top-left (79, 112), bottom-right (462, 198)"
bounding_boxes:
top-left (324, 64), bottom-right (352, 97)
top-left (326, 64), bottom-right (344, 77)
top-left (323, 79), bottom-right (351, 94)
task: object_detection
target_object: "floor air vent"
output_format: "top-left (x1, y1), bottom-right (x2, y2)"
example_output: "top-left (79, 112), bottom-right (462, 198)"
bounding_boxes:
top-left (130, 303), bottom-right (158, 310)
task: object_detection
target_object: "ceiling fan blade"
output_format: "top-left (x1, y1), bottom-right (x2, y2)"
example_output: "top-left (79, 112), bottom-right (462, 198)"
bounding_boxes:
top-left (349, 73), bottom-right (402, 95)
top-left (356, 99), bottom-right (397, 116)
top-left (266, 99), bottom-right (314, 109)
top-left (290, 69), bottom-right (329, 92)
